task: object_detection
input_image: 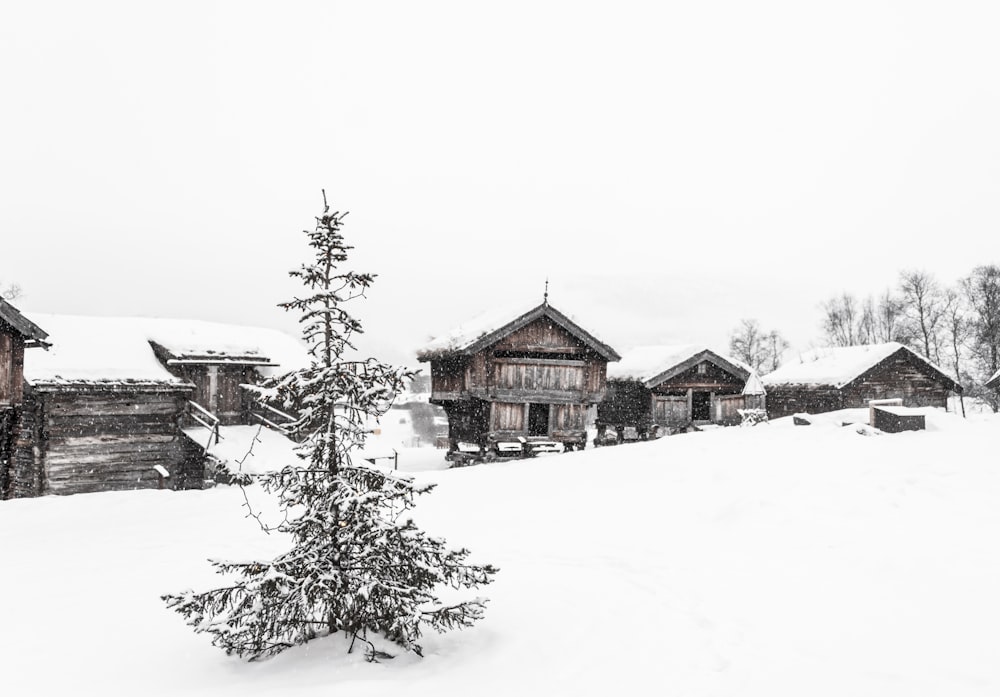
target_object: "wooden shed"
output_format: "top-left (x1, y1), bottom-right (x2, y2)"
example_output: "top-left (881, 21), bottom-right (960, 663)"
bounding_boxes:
top-left (417, 301), bottom-right (620, 460)
top-left (596, 345), bottom-right (764, 442)
top-left (762, 342), bottom-right (962, 420)
top-left (146, 320), bottom-right (307, 426)
top-left (5, 313), bottom-right (307, 498)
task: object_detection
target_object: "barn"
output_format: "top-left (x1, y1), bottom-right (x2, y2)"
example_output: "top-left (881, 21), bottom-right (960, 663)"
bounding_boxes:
top-left (762, 342), bottom-right (963, 419)
top-left (5, 313), bottom-right (307, 498)
top-left (417, 300), bottom-right (620, 460)
top-left (596, 345), bottom-right (765, 442)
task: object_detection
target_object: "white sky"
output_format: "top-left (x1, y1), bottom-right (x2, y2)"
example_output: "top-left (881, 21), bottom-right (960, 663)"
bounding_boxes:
top-left (3, 1), bottom-right (999, 369)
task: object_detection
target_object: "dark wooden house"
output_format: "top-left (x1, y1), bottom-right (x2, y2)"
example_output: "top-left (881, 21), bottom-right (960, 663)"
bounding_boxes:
top-left (0, 299), bottom-right (50, 498)
top-left (762, 342), bottom-right (962, 419)
top-left (596, 345), bottom-right (765, 441)
top-left (417, 301), bottom-right (620, 459)
top-left (5, 313), bottom-right (306, 498)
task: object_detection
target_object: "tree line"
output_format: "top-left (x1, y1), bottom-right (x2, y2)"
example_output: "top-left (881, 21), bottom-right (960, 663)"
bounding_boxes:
top-left (729, 264), bottom-right (1000, 410)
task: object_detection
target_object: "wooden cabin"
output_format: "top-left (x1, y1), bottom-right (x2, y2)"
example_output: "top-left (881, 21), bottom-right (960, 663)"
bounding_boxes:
top-left (596, 345), bottom-right (765, 442)
top-left (762, 342), bottom-right (962, 419)
top-left (0, 299), bottom-right (50, 498)
top-left (146, 322), bottom-right (305, 426)
top-left (417, 301), bottom-right (620, 460)
top-left (5, 313), bottom-right (307, 498)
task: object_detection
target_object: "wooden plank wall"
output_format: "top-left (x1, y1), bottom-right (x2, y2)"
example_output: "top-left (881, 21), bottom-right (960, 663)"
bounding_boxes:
top-left (24, 387), bottom-right (199, 496)
top-left (845, 352), bottom-right (950, 409)
top-left (494, 359), bottom-right (585, 393)
top-left (713, 394), bottom-right (745, 425)
top-left (653, 396), bottom-right (688, 427)
top-left (766, 387), bottom-right (844, 419)
top-left (490, 402), bottom-right (525, 432)
top-left (0, 332), bottom-right (24, 406)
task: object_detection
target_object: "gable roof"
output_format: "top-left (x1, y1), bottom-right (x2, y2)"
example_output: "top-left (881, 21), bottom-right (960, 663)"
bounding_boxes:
top-left (0, 298), bottom-right (50, 347)
top-left (417, 301), bottom-right (620, 362)
top-left (22, 314), bottom-right (308, 387)
top-left (609, 344), bottom-right (756, 390)
top-left (987, 368), bottom-right (1000, 390)
top-left (762, 342), bottom-right (962, 392)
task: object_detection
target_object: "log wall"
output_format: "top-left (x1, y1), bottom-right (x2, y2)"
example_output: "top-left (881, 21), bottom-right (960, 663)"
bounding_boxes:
top-left (8, 385), bottom-right (203, 497)
top-left (766, 350), bottom-right (954, 419)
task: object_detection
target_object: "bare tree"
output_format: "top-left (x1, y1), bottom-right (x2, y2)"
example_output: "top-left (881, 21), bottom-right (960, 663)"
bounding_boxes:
top-left (1, 281), bottom-right (21, 301)
top-left (821, 293), bottom-right (861, 346)
top-left (962, 264), bottom-right (1000, 411)
top-left (898, 270), bottom-right (944, 362)
top-left (729, 319), bottom-right (789, 374)
top-left (873, 290), bottom-right (907, 344)
top-left (822, 291), bottom-right (906, 347)
top-left (942, 287), bottom-right (971, 416)
top-left (763, 329), bottom-right (791, 374)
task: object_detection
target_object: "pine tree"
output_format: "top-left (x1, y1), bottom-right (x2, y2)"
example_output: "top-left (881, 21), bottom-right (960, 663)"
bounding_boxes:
top-left (163, 193), bottom-right (498, 661)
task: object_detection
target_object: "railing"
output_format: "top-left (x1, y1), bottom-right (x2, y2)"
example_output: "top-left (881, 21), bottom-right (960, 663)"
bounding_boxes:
top-left (187, 400), bottom-right (221, 447)
top-left (250, 402), bottom-right (302, 440)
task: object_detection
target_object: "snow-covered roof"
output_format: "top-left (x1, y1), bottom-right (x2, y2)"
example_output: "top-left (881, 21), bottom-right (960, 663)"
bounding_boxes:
top-left (0, 298), bottom-right (49, 346)
top-left (22, 314), bottom-right (308, 387)
top-left (742, 370), bottom-right (767, 396)
top-left (609, 344), bottom-right (755, 389)
top-left (416, 301), bottom-right (620, 362)
top-left (762, 342), bottom-right (959, 391)
top-left (146, 320), bottom-right (309, 376)
top-left (986, 367), bottom-right (1000, 389)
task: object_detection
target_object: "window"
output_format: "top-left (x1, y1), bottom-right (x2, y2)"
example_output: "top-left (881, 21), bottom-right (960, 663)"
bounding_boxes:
top-left (696, 362), bottom-right (707, 375)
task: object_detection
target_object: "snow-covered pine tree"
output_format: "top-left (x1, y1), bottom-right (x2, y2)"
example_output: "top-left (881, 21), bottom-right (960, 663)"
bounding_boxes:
top-left (163, 193), bottom-right (497, 661)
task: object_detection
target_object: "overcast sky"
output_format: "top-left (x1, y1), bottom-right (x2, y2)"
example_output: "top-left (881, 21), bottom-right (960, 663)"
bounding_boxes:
top-left (3, 2), bottom-right (999, 369)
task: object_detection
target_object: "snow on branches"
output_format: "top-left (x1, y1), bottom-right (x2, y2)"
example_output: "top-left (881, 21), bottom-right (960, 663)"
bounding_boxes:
top-left (163, 193), bottom-right (498, 661)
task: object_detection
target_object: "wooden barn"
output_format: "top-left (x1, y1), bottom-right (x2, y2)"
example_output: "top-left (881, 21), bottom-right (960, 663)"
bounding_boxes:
top-left (0, 299), bottom-right (51, 498)
top-left (4, 313), bottom-right (307, 498)
top-left (417, 300), bottom-right (620, 460)
top-left (762, 342), bottom-right (962, 419)
top-left (596, 345), bottom-right (765, 442)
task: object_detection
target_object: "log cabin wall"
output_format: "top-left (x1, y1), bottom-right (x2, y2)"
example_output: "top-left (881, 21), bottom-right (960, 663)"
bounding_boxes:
top-left (766, 351), bottom-right (953, 419)
top-left (841, 352), bottom-right (951, 409)
top-left (8, 391), bottom-right (44, 498)
top-left (7, 384), bottom-right (201, 497)
top-left (765, 387), bottom-right (845, 419)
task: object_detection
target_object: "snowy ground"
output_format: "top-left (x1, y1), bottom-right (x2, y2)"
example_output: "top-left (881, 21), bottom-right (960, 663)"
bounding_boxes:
top-left (2, 409), bottom-right (999, 696)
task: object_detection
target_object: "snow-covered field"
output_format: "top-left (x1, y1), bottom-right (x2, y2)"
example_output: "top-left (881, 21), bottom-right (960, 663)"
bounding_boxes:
top-left (2, 409), bottom-right (999, 696)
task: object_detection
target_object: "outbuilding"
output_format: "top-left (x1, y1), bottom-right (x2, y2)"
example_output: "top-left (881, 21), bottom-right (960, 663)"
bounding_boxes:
top-left (762, 342), bottom-right (962, 419)
top-left (417, 300), bottom-right (620, 459)
top-left (596, 345), bottom-right (764, 441)
top-left (5, 313), bottom-right (306, 498)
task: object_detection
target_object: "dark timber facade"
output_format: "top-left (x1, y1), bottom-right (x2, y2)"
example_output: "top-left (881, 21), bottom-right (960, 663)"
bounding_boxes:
top-left (597, 348), bottom-right (764, 441)
top-left (418, 302), bottom-right (620, 458)
top-left (764, 344), bottom-right (962, 419)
